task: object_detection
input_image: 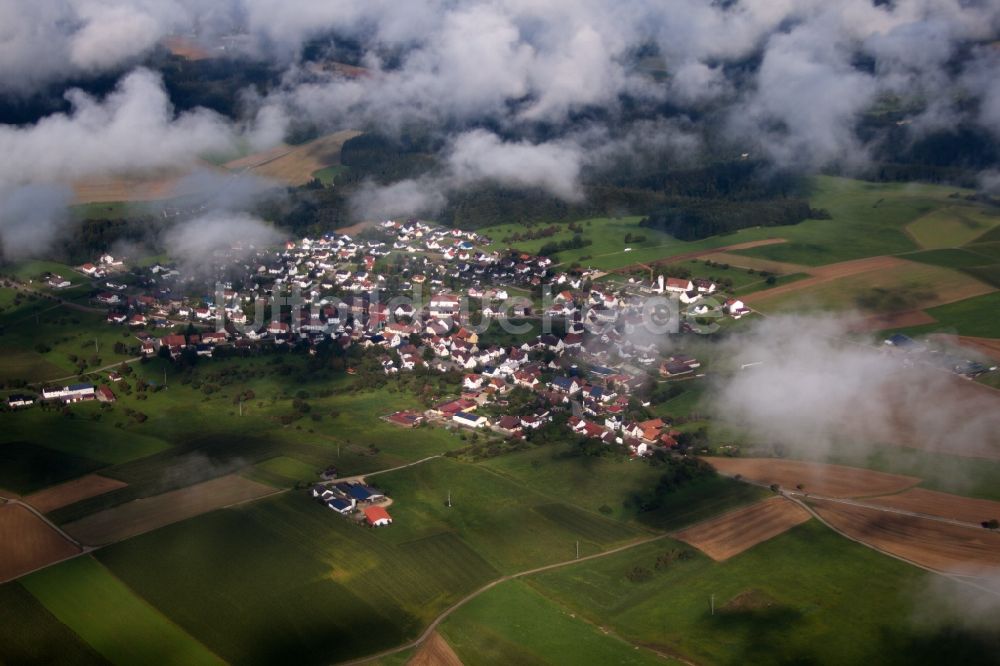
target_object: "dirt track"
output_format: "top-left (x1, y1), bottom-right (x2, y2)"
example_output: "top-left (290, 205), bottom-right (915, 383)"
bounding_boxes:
top-left (809, 498), bottom-right (1000, 574)
top-left (673, 497), bottom-right (810, 561)
top-left (704, 457), bottom-right (920, 498)
top-left (698, 252), bottom-right (810, 276)
top-left (866, 488), bottom-right (1000, 525)
top-left (62, 474), bottom-right (277, 546)
top-left (407, 632), bottom-right (464, 666)
top-left (0, 503), bottom-right (80, 583)
top-left (25, 475), bottom-right (127, 514)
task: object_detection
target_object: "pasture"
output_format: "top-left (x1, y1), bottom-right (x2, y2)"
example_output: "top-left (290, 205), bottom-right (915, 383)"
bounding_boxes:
top-left (883, 290), bottom-right (1000, 339)
top-left (21, 556), bottom-right (223, 665)
top-left (0, 583), bottom-right (104, 665)
top-left (97, 493), bottom-right (500, 665)
top-left (0, 441), bottom-right (103, 495)
top-left (906, 205), bottom-right (1000, 249)
top-left (528, 521), bottom-right (1000, 665)
top-left (440, 580), bottom-right (669, 666)
top-left (747, 258), bottom-right (993, 315)
top-left (370, 457), bottom-right (643, 572)
top-left (481, 444), bottom-right (766, 528)
top-left (731, 176), bottom-right (967, 265)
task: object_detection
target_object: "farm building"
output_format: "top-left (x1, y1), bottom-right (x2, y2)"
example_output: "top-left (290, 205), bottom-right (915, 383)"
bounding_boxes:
top-left (6, 394), bottom-right (35, 409)
top-left (364, 506), bottom-right (393, 527)
top-left (326, 498), bottom-right (355, 514)
top-left (387, 410), bottom-right (425, 427)
top-left (453, 411), bottom-right (488, 428)
top-left (41, 384), bottom-right (95, 403)
top-left (348, 484), bottom-right (385, 503)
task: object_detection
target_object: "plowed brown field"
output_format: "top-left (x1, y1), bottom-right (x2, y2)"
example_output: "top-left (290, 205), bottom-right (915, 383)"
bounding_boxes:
top-left (62, 474), bottom-right (276, 546)
top-left (809, 499), bottom-right (1000, 574)
top-left (673, 497), bottom-right (811, 561)
top-left (704, 457), bottom-right (920, 498)
top-left (866, 488), bottom-right (1000, 525)
top-left (225, 130), bottom-right (361, 185)
top-left (0, 503), bottom-right (80, 582)
top-left (408, 632), bottom-right (464, 666)
top-left (24, 475), bottom-right (127, 514)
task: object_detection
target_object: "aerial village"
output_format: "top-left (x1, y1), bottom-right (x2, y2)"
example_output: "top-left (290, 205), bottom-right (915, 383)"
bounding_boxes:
top-left (16, 219), bottom-right (994, 524)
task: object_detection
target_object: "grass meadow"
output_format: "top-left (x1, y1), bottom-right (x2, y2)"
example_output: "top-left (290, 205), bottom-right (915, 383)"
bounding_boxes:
top-left (20, 556), bottom-right (223, 665)
top-left (527, 521), bottom-right (1000, 665)
top-left (440, 580), bottom-right (672, 666)
top-left (97, 493), bottom-right (500, 665)
top-left (0, 582), bottom-right (105, 665)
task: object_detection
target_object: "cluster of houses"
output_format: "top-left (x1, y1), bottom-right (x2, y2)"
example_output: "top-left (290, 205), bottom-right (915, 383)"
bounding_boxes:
top-left (311, 481), bottom-right (393, 526)
top-left (51, 220), bottom-right (750, 458)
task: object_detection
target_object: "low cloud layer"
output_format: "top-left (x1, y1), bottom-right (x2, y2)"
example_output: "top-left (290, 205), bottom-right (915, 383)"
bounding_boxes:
top-left (162, 211), bottom-right (282, 276)
top-left (2, 1), bottom-right (1000, 251)
top-left (710, 315), bottom-right (1000, 460)
top-left (0, 68), bottom-right (235, 188)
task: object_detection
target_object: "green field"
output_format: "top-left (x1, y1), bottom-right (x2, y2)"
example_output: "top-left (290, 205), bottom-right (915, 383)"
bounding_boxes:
top-left (0, 582), bottom-right (105, 665)
top-left (247, 455), bottom-right (319, 487)
top-left (440, 580), bottom-right (670, 666)
top-left (884, 290), bottom-right (1000, 339)
top-left (370, 457), bottom-right (644, 572)
top-left (20, 556), bottom-right (223, 665)
top-left (479, 444), bottom-right (767, 529)
top-left (312, 164), bottom-right (347, 185)
top-left (751, 260), bottom-right (991, 315)
top-left (0, 441), bottom-right (103, 494)
top-left (906, 205), bottom-right (1000, 249)
top-left (732, 177), bottom-right (964, 265)
top-left (97, 493), bottom-right (500, 665)
top-left (527, 521), bottom-right (1000, 665)
top-left (1, 407), bottom-right (171, 465)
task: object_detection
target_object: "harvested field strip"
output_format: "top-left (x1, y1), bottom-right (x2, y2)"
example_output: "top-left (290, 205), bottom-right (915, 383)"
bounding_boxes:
top-left (848, 309), bottom-right (937, 332)
top-left (25, 474), bottom-right (128, 514)
top-left (672, 497), bottom-right (810, 561)
top-left (62, 474), bottom-right (278, 546)
top-left (866, 488), bottom-right (1000, 525)
top-left (743, 255), bottom-right (906, 303)
top-left (231, 130), bottom-right (362, 185)
top-left (747, 258), bottom-right (995, 311)
top-left (809, 498), bottom-right (1000, 574)
top-left (21, 556), bottom-right (223, 665)
top-left (703, 457), bottom-right (920, 498)
top-left (0, 503), bottom-right (80, 583)
top-left (697, 252), bottom-right (811, 276)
